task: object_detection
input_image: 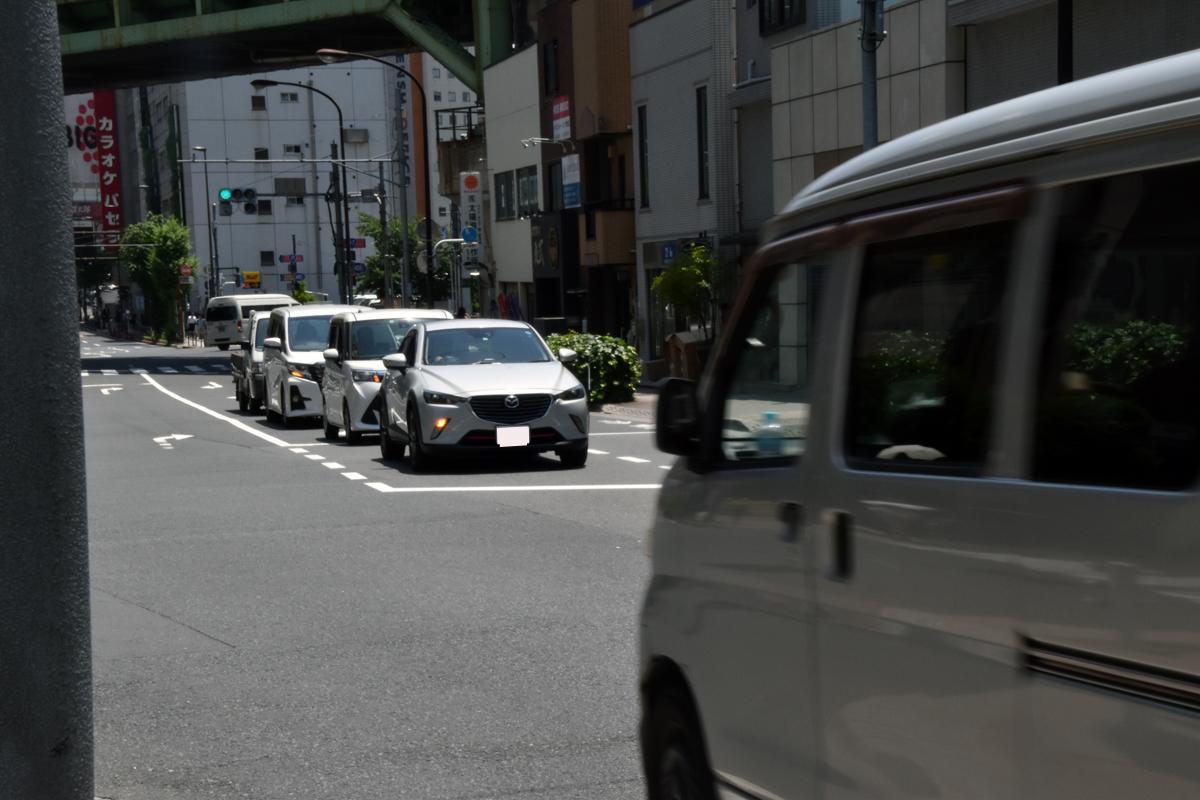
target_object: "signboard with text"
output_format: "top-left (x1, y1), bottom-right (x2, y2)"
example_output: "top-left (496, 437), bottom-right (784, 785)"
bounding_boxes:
top-left (92, 90), bottom-right (123, 249)
top-left (459, 171), bottom-right (483, 263)
top-left (562, 154), bottom-right (581, 209)
top-left (552, 95), bottom-right (571, 142)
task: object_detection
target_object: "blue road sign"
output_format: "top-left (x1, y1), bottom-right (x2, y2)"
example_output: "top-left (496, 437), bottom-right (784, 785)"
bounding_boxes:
top-left (294, 273), bottom-right (305, 282)
top-left (662, 243), bottom-right (677, 264)
top-left (461, 226), bottom-right (479, 243)
top-left (352, 262), bottom-right (366, 274)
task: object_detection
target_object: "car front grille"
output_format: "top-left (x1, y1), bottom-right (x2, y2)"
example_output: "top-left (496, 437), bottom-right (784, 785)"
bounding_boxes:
top-left (469, 394), bottom-right (552, 425)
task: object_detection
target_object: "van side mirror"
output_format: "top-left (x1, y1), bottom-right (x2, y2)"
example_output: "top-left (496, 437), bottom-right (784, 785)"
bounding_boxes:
top-left (323, 347), bottom-right (341, 364)
top-left (382, 353), bottom-right (408, 374)
top-left (656, 378), bottom-right (700, 456)
top-left (558, 347), bottom-right (578, 364)
top-left (263, 337), bottom-right (281, 350)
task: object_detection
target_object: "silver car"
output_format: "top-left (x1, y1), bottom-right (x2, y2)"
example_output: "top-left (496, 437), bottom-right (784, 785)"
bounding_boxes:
top-left (378, 319), bottom-right (588, 470)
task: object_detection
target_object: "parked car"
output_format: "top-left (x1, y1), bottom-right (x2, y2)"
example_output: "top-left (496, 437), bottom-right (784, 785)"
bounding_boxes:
top-left (204, 293), bottom-right (298, 350)
top-left (261, 303), bottom-right (362, 427)
top-left (641, 50), bottom-right (1200, 800)
top-left (229, 311), bottom-right (273, 413)
top-left (320, 308), bottom-right (453, 443)
top-left (377, 319), bottom-right (588, 469)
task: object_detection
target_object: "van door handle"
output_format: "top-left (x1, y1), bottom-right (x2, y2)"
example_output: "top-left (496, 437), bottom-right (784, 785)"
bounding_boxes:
top-left (777, 502), bottom-right (802, 543)
top-left (830, 511), bottom-right (854, 580)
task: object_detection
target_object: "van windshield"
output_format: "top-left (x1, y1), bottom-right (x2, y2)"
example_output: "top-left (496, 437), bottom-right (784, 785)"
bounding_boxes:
top-left (286, 315), bottom-right (334, 352)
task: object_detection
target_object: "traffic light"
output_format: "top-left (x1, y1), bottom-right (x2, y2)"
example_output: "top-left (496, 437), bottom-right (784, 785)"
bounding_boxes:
top-left (217, 187), bottom-right (258, 213)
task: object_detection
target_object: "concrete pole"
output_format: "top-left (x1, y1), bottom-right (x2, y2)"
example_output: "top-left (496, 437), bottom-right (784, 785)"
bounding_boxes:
top-left (331, 143), bottom-right (347, 304)
top-left (860, 0), bottom-right (886, 151)
top-left (378, 162), bottom-right (393, 307)
top-left (0, 3), bottom-right (94, 799)
top-left (399, 166), bottom-right (411, 307)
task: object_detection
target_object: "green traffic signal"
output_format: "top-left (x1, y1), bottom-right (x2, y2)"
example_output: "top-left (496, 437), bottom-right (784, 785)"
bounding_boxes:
top-left (218, 187), bottom-right (233, 201)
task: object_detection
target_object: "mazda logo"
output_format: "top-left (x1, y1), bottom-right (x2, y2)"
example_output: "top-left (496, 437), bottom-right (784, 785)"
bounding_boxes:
top-left (504, 394), bottom-right (520, 409)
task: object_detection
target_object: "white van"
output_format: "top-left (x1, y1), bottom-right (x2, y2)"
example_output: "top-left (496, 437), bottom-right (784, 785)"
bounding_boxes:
top-left (204, 293), bottom-right (299, 350)
top-left (261, 303), bottom-right (363, 426)
top-left (641, 50), bottom-right (1200, 800)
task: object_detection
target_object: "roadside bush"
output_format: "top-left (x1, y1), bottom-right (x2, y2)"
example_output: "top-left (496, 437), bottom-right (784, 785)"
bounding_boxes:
top-left (547, 331), bottom-right (642, 405)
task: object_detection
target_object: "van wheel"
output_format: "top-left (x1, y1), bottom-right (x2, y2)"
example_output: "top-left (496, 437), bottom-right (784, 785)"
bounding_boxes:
top-left (278, 387), bottom-right (291, 429)
top-left (379, 400), bottom-right (404, 461)
top-left (250, 396), bottom-right (262, 413)
top-left (344, 401), bottom-right (362, 445)
top-left (645, 688), bottom-right (718, 800)
top-left (237, 384), bottom-right (249, 412)
top-left (265, 386), bottom-right (280, 423)
top-left (218, 344), bottom-right (230, 351)
top-left (322, 409), bottom-right (339, 441)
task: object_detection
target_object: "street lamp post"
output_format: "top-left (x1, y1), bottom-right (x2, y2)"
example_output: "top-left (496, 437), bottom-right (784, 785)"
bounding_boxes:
top-left (251, 79), bottom-right (354, 304)
top-left (191, 145), bottom-right (219, 299)
top-left (317, 48), bottom-right (434, 308)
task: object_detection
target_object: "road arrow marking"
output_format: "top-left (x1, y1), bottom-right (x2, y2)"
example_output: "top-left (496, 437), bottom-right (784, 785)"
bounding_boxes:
top-left (153, 433), bottom-right (194, 450)
top-left (100, 387), bottom-right (123, 396)
top-left (201, 381), bottom-right (222, 389)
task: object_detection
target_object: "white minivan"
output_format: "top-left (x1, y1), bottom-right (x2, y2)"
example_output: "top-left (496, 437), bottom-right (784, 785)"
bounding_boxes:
top-left (641, 51), bottom-right (1200, 800)
top-left (319, 308), bottom-right (452, 443)
top-left (204, 293), bottom-right (298, 350)
top-left (261, 304), bottom-right (362, 426)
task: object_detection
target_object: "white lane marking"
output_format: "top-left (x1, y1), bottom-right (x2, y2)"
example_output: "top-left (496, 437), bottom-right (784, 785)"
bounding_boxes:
top-left (80, 371), bottom-right (89, 377)
top-left (82, 383), bottom-right (123, 389)
top-left (201, 381), bottom-right (222, 389)
top-left (131, 368), bottom-right (147, 374)
top-left (659, 465), bottom-right (671, 470)
top-left (618, 456), bottom-right (651, 464)
top-left (153, 433), bottom-right (193, 450)
top-left (100, 387), bottom-right (123, 396)
top-left (159, 367), bottom-right (178, 374)
top-left (634, 423), bottom-right (655, 430)
top-left (342, 472), bottom-right (366, 481)
top-left (209, 365), bottom-right (228, 371)
top-left (589, 431), bottom-right (653, 437)
top-left (364, 482), bottom-right (662, 494)
top-left (101, 369), bottom-right (117, 376)
top-left (304, 454), bottom-right (325, 461)
top-left (225, 395), bottom-right (237, 400)
top-left (321, 462), bottom-right (345, 470)
top-left (599, 419), bottom-right (632, 425)
top-left (185, 366), bottom-right (205, 373)
top-left (588, 449), bottom-right (609, 455)
top-left (139, 373), bottom-right (291, 447)
top-left (289, 448), bottom-right (309, 454)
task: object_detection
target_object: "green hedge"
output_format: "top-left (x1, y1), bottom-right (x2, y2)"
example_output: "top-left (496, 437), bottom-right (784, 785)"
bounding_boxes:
top-left (547, 331), bottom-right (642, 404)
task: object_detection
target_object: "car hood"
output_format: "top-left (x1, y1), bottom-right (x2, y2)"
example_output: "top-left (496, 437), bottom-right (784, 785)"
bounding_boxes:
top-left (282, 349), bottom-right (324, 365)
top-left (422, 362), bottom-right (579, 396)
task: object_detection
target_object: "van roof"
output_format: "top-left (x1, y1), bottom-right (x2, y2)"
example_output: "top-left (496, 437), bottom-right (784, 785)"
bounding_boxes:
top-left (770, 48), bottom-right (1200, 237)
top-left (339, 308), bottom-right (455, 322)
top-left (270, 303), bottom-right (362, 319)
top-left (207, 293), bottom-right (295, 304)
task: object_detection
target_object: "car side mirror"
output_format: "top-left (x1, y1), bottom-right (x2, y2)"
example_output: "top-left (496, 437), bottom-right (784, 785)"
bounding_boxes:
top-left (656, 378), bottom-right (700, 456)
top-left (263, 337), bottom-right (281, 350)
top-left (382, 353), bottom-right (408, 374)
top-left (558, 347), bottom-right (578, 364)
top-left (323, 347), bottom-right (341, 364)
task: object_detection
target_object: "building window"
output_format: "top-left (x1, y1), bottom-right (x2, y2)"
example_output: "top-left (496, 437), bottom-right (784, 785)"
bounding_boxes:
top-left (637, 105), bottom-right (649, 209)
top-left (434, 91), bottom-right (443, 102)
top-left (494, 171), bottom-right (516, 220)
top-left (448, 91), bottom-right (457, 103)
top-left (254, 147), bottom-right (269, 161)
top-left (696, 86), bottom-right (710, 200)
top-left (760, 0), bottom-right (805, 34)
top-left (259, 250), bottom-right (275, 267)
top-left (462, 91), bottom-right (471, 103)
top-left (543, 39), bottom-right (559, 94)
top-left (517, 165), bottom-right (539, 217)
top-left (250, 95), bottom-right (266, 111)
top-left (433, 67), bottom-right (442, 78)
top-left (286, 196), bottom-right (305, 206)
top-left (547, 160), bottom-right (562, 213)
top-left (257, 199), bottom-right (272, 216)
top-left (438, 205), bottom-right (448, 218)
top-left (280, 92), bottom-right (300, 103)
top-left (283, 144), bottom-right (302, 156)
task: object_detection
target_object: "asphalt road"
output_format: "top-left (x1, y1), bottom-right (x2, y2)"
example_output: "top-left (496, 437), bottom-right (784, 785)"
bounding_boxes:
top-left (81, 331), bottom-right (662, 800)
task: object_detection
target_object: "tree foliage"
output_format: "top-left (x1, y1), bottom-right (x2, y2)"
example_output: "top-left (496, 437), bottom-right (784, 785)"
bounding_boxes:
top-left (291, 279), bottom-right (316, 304)
top-left (651, 243), bottom-right (716, 335)
top-left (547, 331), bottom-right (642, 404)
top-left (355, 213), bottom-right (451, 305)
top-left (121, 214), bottom-right (194, 339)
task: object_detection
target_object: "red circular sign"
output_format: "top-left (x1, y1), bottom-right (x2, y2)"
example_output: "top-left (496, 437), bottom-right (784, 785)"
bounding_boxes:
top-left (463, 174), bottom-right (480, 191)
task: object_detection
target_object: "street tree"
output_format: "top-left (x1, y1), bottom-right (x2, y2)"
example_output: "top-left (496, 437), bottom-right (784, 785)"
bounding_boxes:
top-left (651, 242), bottom-right (717, 337)
top-left (355, 214), bottom-right (451, 305)
top-left (121, 214), bottom-right (195, 340)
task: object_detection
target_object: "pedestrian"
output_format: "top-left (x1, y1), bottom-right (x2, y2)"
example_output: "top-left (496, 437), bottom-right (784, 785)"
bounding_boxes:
top-left (455, 306), bottom-right (468, 319)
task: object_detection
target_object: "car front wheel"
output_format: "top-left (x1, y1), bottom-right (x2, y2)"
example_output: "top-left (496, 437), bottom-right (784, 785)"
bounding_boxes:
top-left (407, 405), bottom-right (430, 472)
top-left (559, 444), bottom-right (588, 469)
top-left (379, 400), bottom-right (404, 461)
top-left (344, 400), bottom-right (362, 445)
top-left (644, 688), bottom-right (717, 800)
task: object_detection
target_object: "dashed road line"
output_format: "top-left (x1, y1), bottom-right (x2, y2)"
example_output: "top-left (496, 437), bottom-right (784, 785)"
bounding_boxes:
top-left (160, 367), bottom-right (178, 374)
top-left (618, 456), bottom-right (651, 464)
top-left (289, 448), bottom-right (309, 454)
top-left (185, 366), bottom-right (205, 373)
top-left (342, 472), bottom-right (367, 481)
top-left (101, 369), bottom-right (117, 376)
top-left (321, 462), bottom-right (346, 470)
top-left (304, 454), bottom-right (325, 461)
top-left (588, 449), bottom-right (609, 455)
top-left (659, 465), bottom-right (671, 470)
top-left (364, 482), bottom-right (662, 494)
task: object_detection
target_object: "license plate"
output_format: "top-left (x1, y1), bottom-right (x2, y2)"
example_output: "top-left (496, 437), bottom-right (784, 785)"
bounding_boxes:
top-left (496, 426), bottom-right (530, 447)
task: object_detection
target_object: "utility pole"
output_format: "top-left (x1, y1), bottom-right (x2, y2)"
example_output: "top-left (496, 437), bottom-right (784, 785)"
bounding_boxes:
top-left (377, 162), bottom-right (393, 307)
top-left (330, 142), bottom-right (347, 304)
top-left (860, 0), bottom-right (887, 151)
top-left (398, 165), bottom-right (411, 307)
top-left (2, 2), bottom-right (94, 797)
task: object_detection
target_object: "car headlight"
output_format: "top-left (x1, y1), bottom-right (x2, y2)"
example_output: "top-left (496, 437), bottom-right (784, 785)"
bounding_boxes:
top-left (556, 384), bottom-right (586, 401)
top-left (423, 390), bottom-right (465, 405)
top-left (352, 369), bottom-right (386, 383)
top-left (286, 362), bottom-right (306, 379)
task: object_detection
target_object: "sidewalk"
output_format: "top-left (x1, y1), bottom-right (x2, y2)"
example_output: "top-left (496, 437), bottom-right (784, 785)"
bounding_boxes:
top-left (598, 389), bottom-right (658, 420)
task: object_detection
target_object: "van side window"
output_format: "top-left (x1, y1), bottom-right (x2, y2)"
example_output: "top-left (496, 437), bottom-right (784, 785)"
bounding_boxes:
top-left (717, 260), bottom-right (826, 464)
top-left (1034, 166), bottom-right (1200, 490)
top-left (327, 320), bottom-right (339, 351)
top-left (401, 330), bottom-right (418, 364)
top-left (844, 222), bottom-right (1013, 473)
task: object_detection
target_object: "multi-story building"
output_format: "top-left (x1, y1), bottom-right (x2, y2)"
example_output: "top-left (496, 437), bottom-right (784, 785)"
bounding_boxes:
top-left (412, 51), bottom-right (478, 236)
top-left (769, 0), bottom-right (1200, 212)
top-left (531, 0), bottom-right (635, 337)
top-left (630, 0), bottom-right (736, 365)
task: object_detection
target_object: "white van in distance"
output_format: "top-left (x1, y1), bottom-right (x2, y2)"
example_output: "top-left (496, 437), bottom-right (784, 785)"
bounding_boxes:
top-left (204, 293), bottom-right (298, 350)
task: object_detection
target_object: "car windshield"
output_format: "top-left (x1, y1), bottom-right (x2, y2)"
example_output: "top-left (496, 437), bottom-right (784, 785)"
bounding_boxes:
top-left (286, 315), bottom-right (333, 352)
top-left (350, 319), bottom-right (415, 359)
top-left (424, 327), bottom-right (551, 365)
